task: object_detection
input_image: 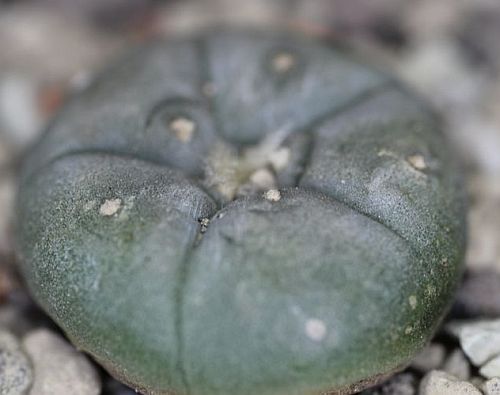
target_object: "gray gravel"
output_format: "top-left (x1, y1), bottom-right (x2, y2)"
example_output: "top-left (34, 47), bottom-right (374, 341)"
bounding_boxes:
top-left (1, 1), bottom-right (500, 394)
top-left (0, 330), bottom-right (32, 395)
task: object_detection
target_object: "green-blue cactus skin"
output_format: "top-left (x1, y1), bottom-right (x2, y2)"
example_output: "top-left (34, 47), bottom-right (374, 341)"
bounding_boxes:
top-left (16, 29), bottom-right (466, 395)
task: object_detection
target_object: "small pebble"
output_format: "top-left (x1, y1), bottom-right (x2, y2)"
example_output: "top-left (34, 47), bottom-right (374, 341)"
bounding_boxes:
top-left (419, 370), bottom-right (481, 395)
top-left (443, 349), bottom-right (471, 381)
top-left (23, 328), bottom-right (101, 395)
top-left (484, 377), bottom-right (500, 395)
top-left (411, 343), bottom-right (446, 372)
top-left (0, 330), bottom-right (33, 395)
top-left (480, 354), bottom-right (500, 379)
top-left (448, 319), bottom-right (500, 366)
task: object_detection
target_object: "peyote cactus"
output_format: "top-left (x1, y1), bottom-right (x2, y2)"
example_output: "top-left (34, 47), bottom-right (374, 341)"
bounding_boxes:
top-left (16, 28), bottom-right (466, 395)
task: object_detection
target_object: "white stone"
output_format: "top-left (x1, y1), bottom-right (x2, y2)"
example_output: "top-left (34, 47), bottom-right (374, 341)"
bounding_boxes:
top-left (480, 354), bottom-right (500, 379)
top-left (448, 319), bottom-right (500, 366)
top-left (419, 370), bottom-right (481, 395)
top-left (443, 349), bottom-right (471, 381)
top-left (484, 377), bottom-right (500, 395)
top-left (23, 329), bottom-right (101, 395)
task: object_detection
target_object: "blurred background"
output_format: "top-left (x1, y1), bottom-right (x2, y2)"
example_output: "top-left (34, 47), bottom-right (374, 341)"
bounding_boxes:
top-left (1, 1), bottom-right (500, 394)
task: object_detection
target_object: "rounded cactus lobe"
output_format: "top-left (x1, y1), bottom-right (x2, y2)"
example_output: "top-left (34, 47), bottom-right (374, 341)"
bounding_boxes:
top-left (17, 154), bottom-right (216, 393)
top-left (202, 30), bottom-right (390, 145)
top-left (22, 39), bottom-right (212, 179)
top-left (182, 189), bottom-right (435, 395)
top-left (16, 28), bottom-right (467, 395)
top-left (299, 88), bottom-right (466, 262)
top-left (25, 99), bottom-right (221, 180)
